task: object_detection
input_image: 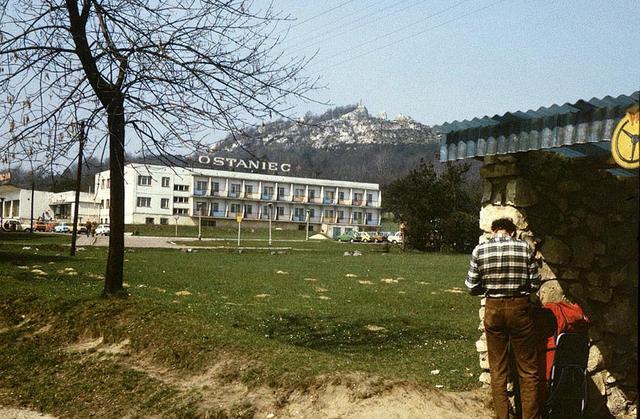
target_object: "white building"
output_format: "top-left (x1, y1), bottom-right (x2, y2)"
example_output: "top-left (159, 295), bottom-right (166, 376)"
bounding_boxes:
top-left (94, 163), bottom-right (382, 237)
top-left (0, 185), bottom-right (52, 227)
top-left (48, 191), bottom-right (101, 224)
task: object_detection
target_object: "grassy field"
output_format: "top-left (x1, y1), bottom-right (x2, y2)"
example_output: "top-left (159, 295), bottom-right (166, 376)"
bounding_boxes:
top-left (0, 232), bottom-right (481, 417)
top-left (126, 220), bottom-right (400, 239)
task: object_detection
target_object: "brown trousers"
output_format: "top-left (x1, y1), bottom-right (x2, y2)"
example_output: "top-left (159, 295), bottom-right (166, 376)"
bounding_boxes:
top-left (484, 296), bottom-right (541, 419)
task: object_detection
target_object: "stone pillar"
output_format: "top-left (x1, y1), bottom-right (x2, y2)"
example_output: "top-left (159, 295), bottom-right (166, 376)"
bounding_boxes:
top-left (474, 153), bottom-right (638, 418)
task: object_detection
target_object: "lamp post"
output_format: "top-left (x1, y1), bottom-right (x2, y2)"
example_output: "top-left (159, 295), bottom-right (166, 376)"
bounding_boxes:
top-left (305, 210), bottom-right (310, 241)
top-left (267, 203), bottom-right (273, 246)
top-left (0, 197), bottom-right (4, 226)
top-left (197, 205), bottom-right (202, 241)
top-left (174, 215), bottom-right (180, 237)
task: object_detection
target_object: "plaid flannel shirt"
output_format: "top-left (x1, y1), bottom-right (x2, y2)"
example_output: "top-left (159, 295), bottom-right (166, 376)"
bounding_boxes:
top-left (466, 235), bottom-right (540, 298)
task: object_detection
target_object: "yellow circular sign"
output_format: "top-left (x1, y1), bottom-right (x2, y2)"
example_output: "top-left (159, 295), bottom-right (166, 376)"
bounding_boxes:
top-left (236, 215), bottom-right (243, 223)
top-left (611, 105), bottom-right (640, 169)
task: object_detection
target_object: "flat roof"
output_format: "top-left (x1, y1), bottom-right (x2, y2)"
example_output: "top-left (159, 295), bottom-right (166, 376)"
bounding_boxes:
top-left (106, 163), bottom-right (381, 190)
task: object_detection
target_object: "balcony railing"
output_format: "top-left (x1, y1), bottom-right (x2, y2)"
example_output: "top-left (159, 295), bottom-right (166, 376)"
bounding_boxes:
top-left (308, 197), bottom-right (321, 203)
top-left (366, 219), bottom-right (380, 225)
top-left (293, 195), bottom-right (305, 202)
top-left (244, 192), bottom-right (259, 199)
top-left (194, 189), bottom-right (207, 196)
top-left (228, 191), bottom-right (240, 198)
top-left (352, 199), bottom-right (363, 206)
top-left (323, 197), bottom-right (335, 204)
top-left (366, 201), bottom-right (378, 207)
top-left (261, 194), bottom-right (274, 200)
top-left (276, 195), bottom-right (287, 201)
top-left (292, 215), bottom-right (305, 222)
top-left (209, 211), bottom-right (226, 217)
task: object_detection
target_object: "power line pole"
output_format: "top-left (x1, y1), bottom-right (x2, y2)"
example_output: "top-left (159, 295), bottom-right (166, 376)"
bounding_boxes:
top-left (70, 121), bottom-right (85, 256)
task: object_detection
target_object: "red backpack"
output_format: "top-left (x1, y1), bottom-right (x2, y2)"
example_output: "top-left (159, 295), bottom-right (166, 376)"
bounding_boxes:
top-left (540, 301), bottom-right (590, 381)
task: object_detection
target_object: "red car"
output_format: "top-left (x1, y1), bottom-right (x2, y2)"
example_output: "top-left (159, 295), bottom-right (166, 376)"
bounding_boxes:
top-left (34, 221), bottom-right (55, 232)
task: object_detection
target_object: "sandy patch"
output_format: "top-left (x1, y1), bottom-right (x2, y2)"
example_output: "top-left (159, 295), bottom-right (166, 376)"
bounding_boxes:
top-left (314, 287), bottom-right (328, 293)
top-left (365, 325), bottom-right (387, 332)
top-left (65, 336), bottom-right (104, 353)
top-left (358, 280), bottom-right (373, 285)
top-left (345, 274), bottom-right (358, 278)
top-left (0, 407), bottom-right (56, 418)
top-left (31, 269), bottom-right (48, 276)
top-left (255, 294), bottom-right (271, 298)
top-left (318, 296), bottom-right (331, 300)
top-left (175, 290), bottom-right (192, 296)
top-left (380, 278), bottom-right (398, 284)
top-left (444, 288), bottom-right (465, 294)
top-left (276, 270), bottom-right (289, 275)
top-left (303, 278), bottom-right (317, 282)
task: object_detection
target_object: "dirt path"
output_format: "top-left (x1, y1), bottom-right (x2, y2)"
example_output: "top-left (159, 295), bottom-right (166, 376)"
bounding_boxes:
top-left (0, 407), bottom-right (56, 419)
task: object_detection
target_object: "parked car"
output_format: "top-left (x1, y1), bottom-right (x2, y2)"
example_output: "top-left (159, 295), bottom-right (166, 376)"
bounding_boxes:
top-left (337, 230), bottom-right (360, 242)
top-left (2, 219), bottom-right (32, 233)
top-left (34, 221), bottom-right (55, 232)
top-left (95, 224), bottom-right (110, 236)
top-left (53, 223), bottom-right (71, 233)
top-left (368, 231), bottom-right (387, 243)
top-left (358, 231), bottom-right (372, 242)
top-left (387, 231), bottom-right (404, 244)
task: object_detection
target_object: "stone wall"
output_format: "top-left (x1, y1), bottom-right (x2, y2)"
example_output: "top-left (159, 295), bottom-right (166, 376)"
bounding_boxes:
top-left (474, 152), bottom-right (638, 418)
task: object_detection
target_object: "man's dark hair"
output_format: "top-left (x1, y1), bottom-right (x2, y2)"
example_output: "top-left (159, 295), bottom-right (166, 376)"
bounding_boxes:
top-left (491, 218), bottom-right (517, 233)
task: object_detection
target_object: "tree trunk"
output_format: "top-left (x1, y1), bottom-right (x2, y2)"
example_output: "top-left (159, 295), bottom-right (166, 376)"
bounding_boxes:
top-left (70, 122), bottom-right (84, 257)
top-left (103, 104), bottom-right (126, 296)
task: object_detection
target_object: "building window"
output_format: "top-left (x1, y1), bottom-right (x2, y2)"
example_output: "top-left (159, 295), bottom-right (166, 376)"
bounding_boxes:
top-left (173, 196), bottom-right (188, 203)
top-left (353, 211), bottom-right (363, 222)
top-left (195, 202), bottom-right (206, 215)
top-left (277, 187), bottom-right (285, 199)
top-left (324, 209), bottom-right (334, 218)
top-left (107, 179), bottom-right (110, 188)
top-left (212, 182), bottom-right (220, 193)
top-left (174, 184), bottom-right (189, 192)
top-left (162, 177), bottom-right (170, 187)
top-left (353, 192), bottom-right (363, 204)
top-left (196, 180), bottom-right (208, 191)
top-left (160, 218), bottom-right (169, 225)
top-left (100, 199), bottom-right (104, 209)
top-left (161, 198), bottom-right (169, 209)
top-left (308, 189), bottom-right (316, 200)
top-left (294, 208), bottom-right (305, 219)
top-left (230, 183), bottom-right (241, 197)
top-left (230, 203), bottom-right (241, 213)
top-left (138, 175), bottom-right (152, 186)
top-left (263, 186), bottom-right (273, 198)
top-left (145, 217), bottom-right (155, 225)
top-left (245, 205), bottom-right (252, 214)
top-left (366, 193), bottom-right (373, 203)
top-left (100, 179), bottom-right (105, 189)
top-left (173, 208), bottom-right (188, 215)
top-left (136, 197), bottom-right (151, 207)
top-left (106, 199), bottom-right (110, 208)
top-left (367, 212), bottom-right (373, 222)
top-left (294, 187), bottom-right (305, 197)
top-left (277, 206), bottom-right (284, 216)
top-left (212, 202), bottom-right (219, 212)
top-left (339, 191), bottom-right (345, 201)
top-left (337, 210), bottom-right (344, 220)
top-left (245, 184), bottom-right (253, 194)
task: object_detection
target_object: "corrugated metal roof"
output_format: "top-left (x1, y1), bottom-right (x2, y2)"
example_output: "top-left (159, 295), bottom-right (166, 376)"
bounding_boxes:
top-left (436, 92), bottom-right (639, 162)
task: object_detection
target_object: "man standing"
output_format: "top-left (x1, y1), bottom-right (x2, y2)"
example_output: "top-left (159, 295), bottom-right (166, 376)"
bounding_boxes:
top-left (466, 218), bottom-right (541, 419)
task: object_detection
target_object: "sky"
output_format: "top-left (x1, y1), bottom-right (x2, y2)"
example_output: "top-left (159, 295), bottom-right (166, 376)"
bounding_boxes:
top-left (257, 0), bottom-right (640, 127)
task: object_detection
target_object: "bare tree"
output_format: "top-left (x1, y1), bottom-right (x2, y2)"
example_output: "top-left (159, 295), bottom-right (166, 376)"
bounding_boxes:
top-left (0, 0), bottom-right (317, 295)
